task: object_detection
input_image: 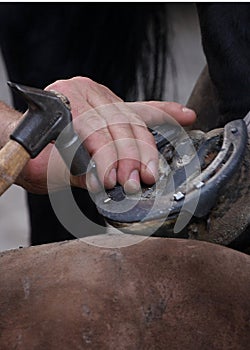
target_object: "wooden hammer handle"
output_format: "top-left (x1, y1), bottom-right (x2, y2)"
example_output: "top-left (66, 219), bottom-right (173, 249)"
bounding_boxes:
top-left (0, 140), bottom-right (30, 196)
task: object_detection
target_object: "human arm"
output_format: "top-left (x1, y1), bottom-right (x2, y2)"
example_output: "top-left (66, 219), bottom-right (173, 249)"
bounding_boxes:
top-left (0, 77), bottom-right (196, 194)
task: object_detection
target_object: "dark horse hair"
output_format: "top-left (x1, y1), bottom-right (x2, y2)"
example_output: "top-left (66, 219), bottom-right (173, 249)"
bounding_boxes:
top-left (0, 3), bottom-right (168, 109)
top-left (196, 3), bottom-right (250, 120)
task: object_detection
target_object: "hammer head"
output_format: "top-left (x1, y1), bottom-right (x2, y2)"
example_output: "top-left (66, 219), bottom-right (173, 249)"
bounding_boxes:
top-left (8, 82), bottom-right (92, 175)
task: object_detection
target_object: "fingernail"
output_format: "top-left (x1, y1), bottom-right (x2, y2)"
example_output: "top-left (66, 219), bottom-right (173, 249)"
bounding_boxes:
top-left (124, 169), bottom-right (141, 194)
top-left (182, 107), bottom-right (193, 113)
top-left (146, 160), bottom-right (158, 180)
top-left (87, 171), bottom-right (101, 193)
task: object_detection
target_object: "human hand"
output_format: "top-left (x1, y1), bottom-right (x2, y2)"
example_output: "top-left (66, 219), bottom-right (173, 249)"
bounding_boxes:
top-left (16, 77), bottom-right (196, 194)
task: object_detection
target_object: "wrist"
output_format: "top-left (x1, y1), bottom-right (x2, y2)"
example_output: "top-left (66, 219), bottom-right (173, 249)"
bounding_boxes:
top-left (0, 102), bottom-right (23, 147)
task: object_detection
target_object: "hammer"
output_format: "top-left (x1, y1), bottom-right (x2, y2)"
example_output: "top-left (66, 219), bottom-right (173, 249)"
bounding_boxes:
top-left (0, 82), bottom-right (93, 196)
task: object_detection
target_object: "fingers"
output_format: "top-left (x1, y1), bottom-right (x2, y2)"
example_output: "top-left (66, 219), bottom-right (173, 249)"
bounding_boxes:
top-left (75, 104), bottom-right (146, 193)
top-left (78, 100), bottom-right (196, 193)
top-left (78, 101), bottom-right (163, 192)
top-left (45, 77), bottom-right (196, 193)
top-left (128, 101), bottom-right (197, 126)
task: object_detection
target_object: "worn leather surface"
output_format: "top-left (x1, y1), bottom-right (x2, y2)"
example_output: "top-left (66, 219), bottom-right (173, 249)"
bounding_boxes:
top-left (0, 237), bottom-right (249, 349)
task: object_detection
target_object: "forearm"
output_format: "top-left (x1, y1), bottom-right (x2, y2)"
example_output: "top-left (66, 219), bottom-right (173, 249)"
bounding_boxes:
top-left (0, 101), bottom-right (22, 147)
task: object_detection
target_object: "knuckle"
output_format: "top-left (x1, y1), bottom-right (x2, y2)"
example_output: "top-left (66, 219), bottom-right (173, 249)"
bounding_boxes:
top-left (72, 76), bottom-right (96, 88)
top-left (120, 142), bottom-right (140, 160)
top-left (95, 145), bottom-right (117, 162)
top-left (128, 113), bottom-right (146, 126)
top-left (84, 113), bottom-right (106, 132)
top-left (46, 79), bottom-right (69, 92)
top-left (96, 128), bottom-right (113, 145)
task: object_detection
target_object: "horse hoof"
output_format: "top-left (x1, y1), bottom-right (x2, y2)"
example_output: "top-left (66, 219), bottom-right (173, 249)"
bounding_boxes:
top-left (94, 116), bottom-right (250, 247)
